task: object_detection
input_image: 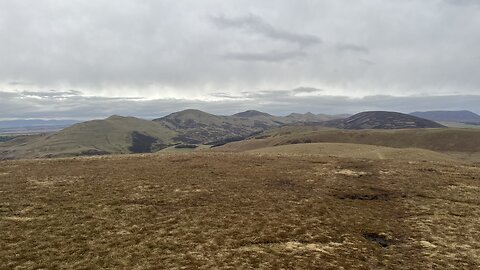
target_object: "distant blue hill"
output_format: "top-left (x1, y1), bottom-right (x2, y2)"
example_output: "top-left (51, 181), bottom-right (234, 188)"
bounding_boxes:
top-left (410, 110), bottom-right (480, 124)
top-left (0, 119), bottom-right (79, 129)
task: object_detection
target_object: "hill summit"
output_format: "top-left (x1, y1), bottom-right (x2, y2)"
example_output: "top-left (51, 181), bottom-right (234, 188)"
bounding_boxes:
top-left (233, 110), bottom-right (273, 117)
top-left (325, 111), bottom-right (445, 129)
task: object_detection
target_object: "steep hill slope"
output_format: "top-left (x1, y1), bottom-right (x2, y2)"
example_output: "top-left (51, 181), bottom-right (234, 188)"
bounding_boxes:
top-left (410, 110), bottom-right (480, 124)
top-left (324, 111), bottom-right (445, 129)
top-left (0, 116), bottom-right (177, 159)
top-left (154, 109), bottom-right (346, 144)
top-left (153, 109), bottom-right (285, 144)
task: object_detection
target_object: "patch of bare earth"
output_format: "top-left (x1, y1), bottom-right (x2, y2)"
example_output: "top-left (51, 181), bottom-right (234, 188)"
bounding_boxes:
top-left (0, 153), bottom-right (479, 269)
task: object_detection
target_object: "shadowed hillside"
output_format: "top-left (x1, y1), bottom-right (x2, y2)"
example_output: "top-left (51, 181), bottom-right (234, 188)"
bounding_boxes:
top-left (324, 111), bottom-right (445, 129)
top-left (153, 109), bottom-right (281, 144)
top-left (154, 109), bottom-right (342, 144)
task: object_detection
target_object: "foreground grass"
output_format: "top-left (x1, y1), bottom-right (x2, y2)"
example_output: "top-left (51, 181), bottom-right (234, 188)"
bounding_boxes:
top-left (0, 153), bottom-right (479, 269)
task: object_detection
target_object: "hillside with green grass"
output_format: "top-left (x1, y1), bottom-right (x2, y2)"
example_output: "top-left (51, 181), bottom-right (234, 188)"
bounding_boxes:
top-left (4, 109), bottom-right (472, 161)
top-left (0, 116), bottom-right (177, 159)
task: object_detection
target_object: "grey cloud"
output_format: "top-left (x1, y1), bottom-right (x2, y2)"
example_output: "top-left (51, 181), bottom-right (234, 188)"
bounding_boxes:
top-left (336, 44), bottom-right (369, 54)
top-left (291, 87), bottom-right (324, 94)
top-left (223, 51), bottom-right (306, 62)
top-left (240, 90), bottom-right (292, 99)
top-left (358, 59), bottom-right (376, 65)
top-left (8, 81), bottom-right (33, 86)
top-left (210, 14), bottom-right (322, 47)
top-left (1, 90), bottom-right (480, 120)
top-left (209, 92), bottom-right (244, 99)
top-left (0, 0), bottom-right (479, 104)
top-left (21, 90), bottom-right (83, 99)
top-left (238, 87), bottom-right (323, 98)
top-left (18, 90), bottom-right (143, 101)
top-left (444, 0), bottom-right (480, 7)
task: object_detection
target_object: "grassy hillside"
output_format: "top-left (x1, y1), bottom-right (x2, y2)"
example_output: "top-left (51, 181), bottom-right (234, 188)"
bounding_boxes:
top-left (2, 110), bottom-right (474, 160)
top-left (0, 110), bottom-right (344, 160)
top-left (0, 116), bottom-right (177, 159)
top-left (154, 109), bottom-right (345, 144)
top-left (216, 127), bottom-right (480, 155)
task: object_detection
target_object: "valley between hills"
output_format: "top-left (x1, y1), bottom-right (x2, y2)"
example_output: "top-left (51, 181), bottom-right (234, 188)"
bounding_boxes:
top-left (1, 109), bottom-right (480, 269)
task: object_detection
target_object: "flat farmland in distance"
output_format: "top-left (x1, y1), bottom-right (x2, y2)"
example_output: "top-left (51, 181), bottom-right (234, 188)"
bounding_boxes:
top-left (1, 153), bottom-right (479, 269)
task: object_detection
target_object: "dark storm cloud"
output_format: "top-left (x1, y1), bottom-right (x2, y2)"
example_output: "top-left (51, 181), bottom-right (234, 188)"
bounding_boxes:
top-left (210, 14), bottom-right (322, 47)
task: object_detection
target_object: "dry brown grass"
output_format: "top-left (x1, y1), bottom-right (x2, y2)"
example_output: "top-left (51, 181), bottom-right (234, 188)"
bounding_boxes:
top-left (216, 128), bottom-right (480, 154)
top-left (1, 152), bottom-right (479, 269)
top-left (245, 143), bottom-right (461, 163)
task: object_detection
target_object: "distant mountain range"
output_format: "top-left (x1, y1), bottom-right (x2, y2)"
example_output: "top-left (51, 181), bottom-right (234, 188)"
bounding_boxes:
top-left (410, 110), bottom-right (480, 124)
top-left (0, 119), bottom-right (79, 129)
top-left (153, 109), bottom-right (342, 145)
top-left (0, 119), bottom-right (80, 136)
top-left (0, 110), bottom-right (446, 160)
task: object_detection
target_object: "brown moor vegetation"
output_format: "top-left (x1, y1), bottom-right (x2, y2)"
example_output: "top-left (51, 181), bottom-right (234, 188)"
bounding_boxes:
top-left (1, 152), bottom-right (479, 269)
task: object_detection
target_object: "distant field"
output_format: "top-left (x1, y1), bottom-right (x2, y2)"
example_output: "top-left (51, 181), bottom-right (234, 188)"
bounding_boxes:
top-left (1, 153), bottom-right (479, 268)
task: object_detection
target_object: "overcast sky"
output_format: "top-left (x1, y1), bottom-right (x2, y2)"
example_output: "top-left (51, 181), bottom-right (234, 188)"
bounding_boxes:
top-left (0, 0), bottom-right (479, 119)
